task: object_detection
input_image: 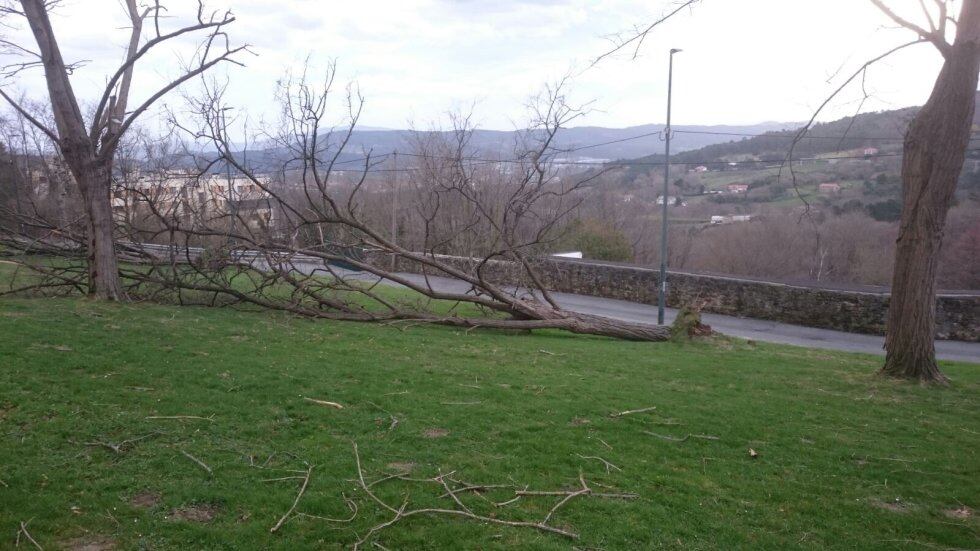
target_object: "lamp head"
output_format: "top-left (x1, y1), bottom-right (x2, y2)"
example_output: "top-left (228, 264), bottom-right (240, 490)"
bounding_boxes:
top-left (670, 48), bottom-right (683, 54)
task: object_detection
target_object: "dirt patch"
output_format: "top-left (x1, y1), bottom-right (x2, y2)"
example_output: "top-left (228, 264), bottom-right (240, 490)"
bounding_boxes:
top-left (129, 491), bottom-right (161, 509)
top-left (61, 537), bottom-right (116, 550)
top-left (422, 428), bottom-right (449, 439)
top-left (569, 417), bottom-right (590, 427)
top-left (870, 498), bottom-right (912, 513)
top-left (387, 461), bottom-right (416, 472)
top-left (943, 506), bottom-right (973, 519)
top-left (167, 503), bottom-right (220, 523)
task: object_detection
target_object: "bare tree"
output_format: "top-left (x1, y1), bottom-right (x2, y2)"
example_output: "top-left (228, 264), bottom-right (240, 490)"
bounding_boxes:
top-left (86, 69), bottom-right (668, 341)
top-left (873, 0), bottom-right (980, 383)
top-left (598, 0), bottom-right (980, 382)
top-left (0, 0), bottom-right (247, 299)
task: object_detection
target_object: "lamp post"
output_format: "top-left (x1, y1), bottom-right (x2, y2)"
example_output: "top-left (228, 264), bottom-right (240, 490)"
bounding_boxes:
top-left (658, 48), bottom-right (681, 325)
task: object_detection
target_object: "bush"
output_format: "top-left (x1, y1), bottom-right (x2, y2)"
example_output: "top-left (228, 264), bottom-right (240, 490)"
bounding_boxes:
top-left (556, 218), bottom-right (634, 262)
top-left (866, 199), bottom-right (903, 222)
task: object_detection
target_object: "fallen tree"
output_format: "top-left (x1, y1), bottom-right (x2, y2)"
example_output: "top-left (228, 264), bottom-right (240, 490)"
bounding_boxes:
top-left (0, 68), bottom-right (669, 341)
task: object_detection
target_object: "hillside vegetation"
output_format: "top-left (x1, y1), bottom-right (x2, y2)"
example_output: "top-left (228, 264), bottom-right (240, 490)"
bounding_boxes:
top-left (563, 95), bottom-right (980, 288)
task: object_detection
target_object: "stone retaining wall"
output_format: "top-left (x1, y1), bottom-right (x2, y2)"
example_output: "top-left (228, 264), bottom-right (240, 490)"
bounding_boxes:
top-left (368, 253), bottom-right (979, 342)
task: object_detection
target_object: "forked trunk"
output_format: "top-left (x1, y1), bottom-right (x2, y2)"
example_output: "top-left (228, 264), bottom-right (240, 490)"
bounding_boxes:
top-left (883, 3), bottom-right (980, 383)
top-left (20, 0), bottom-right (126, 301)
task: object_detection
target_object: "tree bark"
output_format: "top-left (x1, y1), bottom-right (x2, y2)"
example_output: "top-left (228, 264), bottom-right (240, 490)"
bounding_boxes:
top-left (882, 0), bottom-right (980, 383)
top-left (77, 164), bottom-right (126, 300)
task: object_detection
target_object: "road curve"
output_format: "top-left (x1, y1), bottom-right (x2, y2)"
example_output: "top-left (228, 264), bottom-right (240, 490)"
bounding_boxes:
top-left (292, 263), bottom-right (980, 364)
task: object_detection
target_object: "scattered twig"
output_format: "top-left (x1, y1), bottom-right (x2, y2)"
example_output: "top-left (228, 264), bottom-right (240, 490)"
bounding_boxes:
top-left (650, 419), bottom-right (683, 426)
top-left (515, 488), bottom-right (638, 499)
top-left (437, 482), bottom-right (513, 499)
top-left (609, 406), bottom-right (656, 418)
top-left (103, 509), bottom-right (121, 527)
top-left (302, 397), bottom-right (343, 409)
top-left (494, 494), bottom-right (524, 508)
top-left (269, 465), bottom-right (314, 533)
top-left (295, 493), bottom-right (358, 523)
top-left (541, 473), bottom-right (590, 525)
top-left (643, 431), bottom-right (720, 442)
top-left (261, 476), bottom-right (306, 483)
top-left (366, 471), bottom-right (419, 489)
top-left (180, 450), bottom-right (213, 476)
top-left (145, 415), bottom-right (214, 422)
top-left (348, 442), bottom-right (639, 549)
top-left (869, 456), bottom-right (916, 463)
top-left (575, 454), bottom-right (622, 473)
top-left (18, 519), bottom-right (42, 550)
top-left (78, 431), bottom-right (162, 454)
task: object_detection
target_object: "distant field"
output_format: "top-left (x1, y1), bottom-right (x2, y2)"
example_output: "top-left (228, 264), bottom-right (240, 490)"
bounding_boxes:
top-left (1, 296), bottom-right (977, 549)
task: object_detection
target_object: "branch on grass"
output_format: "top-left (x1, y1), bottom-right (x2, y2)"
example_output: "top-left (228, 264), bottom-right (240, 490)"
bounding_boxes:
top-left (269, 464), bottom-right (313, 533)
top-left (145, 415), bottom-right (215, 422)
top-left (348, 442), bottom-right (638, 549)
top-left (77, 431), bottom-right (162, 454)
top-left (180, 449), bottom-right (213, 476)
top-left (302, 397), bottom-right (343, 409)
top-left (643, 431), bottom-right (719, 442)
top-left (17, 519), bottom-right (42, 551)
top-left (575, 454), bottom-right (622, 473)
top-left (609, 406), bottom-right (657, 417)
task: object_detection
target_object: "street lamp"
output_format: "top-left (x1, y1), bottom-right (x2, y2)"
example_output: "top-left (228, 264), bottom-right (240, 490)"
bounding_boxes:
top-left (658, 48), bottom-right (681, 325)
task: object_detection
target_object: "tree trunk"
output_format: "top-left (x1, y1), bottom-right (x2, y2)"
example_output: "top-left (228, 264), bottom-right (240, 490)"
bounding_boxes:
top-left (425, 313), bottom-right (671, 341)
top-left (882, 2), bottom-right (980, 383)
top-left (77, 164), bottom-right (125, 300)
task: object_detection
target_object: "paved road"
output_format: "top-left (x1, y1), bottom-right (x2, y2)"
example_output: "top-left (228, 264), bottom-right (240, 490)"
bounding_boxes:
top-left (130, 245), bottom-right (977, 364)
top-left (292, 263), bottom-right (980, 364)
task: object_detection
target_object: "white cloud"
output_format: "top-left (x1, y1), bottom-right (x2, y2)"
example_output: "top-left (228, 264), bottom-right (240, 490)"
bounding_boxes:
top-left (0, 0), bottom-right (953, 131)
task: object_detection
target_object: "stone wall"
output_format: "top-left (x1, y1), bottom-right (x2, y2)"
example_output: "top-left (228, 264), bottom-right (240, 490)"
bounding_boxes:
top-left (368, 252), bottom-right (979, 342)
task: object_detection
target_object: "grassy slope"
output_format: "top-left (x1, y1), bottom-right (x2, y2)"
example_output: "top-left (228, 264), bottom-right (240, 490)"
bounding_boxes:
top-left (0, 297), bottom-right (977, 550)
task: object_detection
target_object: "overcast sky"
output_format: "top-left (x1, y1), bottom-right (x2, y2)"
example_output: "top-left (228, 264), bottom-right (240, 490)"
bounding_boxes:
top-left (2, 0), bottom-right (956, 131)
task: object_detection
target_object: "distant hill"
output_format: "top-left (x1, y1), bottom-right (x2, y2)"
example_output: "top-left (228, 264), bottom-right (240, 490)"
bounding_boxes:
top-left (622, 91), bottom-right (980, 168)
top-left (309, 122), bottom-right (799, 162)
top-left (213, 121), bottom-right (799, 174)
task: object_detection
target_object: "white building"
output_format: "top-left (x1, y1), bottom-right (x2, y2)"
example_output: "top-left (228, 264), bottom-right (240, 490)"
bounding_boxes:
top-left (112, 171), bottom-right (276, 231)
top-left (656, 195), bottom-right (685, 206)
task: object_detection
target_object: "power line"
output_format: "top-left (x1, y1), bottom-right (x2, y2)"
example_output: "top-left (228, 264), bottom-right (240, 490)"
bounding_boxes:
top-left (354, 148), bottom-right (980, 173)
top-left (561, 130), bottom-right (665, 152)
top-left (245, 125), bottom-right (980, 175)
top-left (672, 129), bottom-right (909, 140)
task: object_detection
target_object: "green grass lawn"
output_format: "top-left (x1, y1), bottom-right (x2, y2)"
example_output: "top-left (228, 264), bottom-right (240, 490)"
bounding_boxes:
top-left (0, 297), bottom-right (977, 550)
